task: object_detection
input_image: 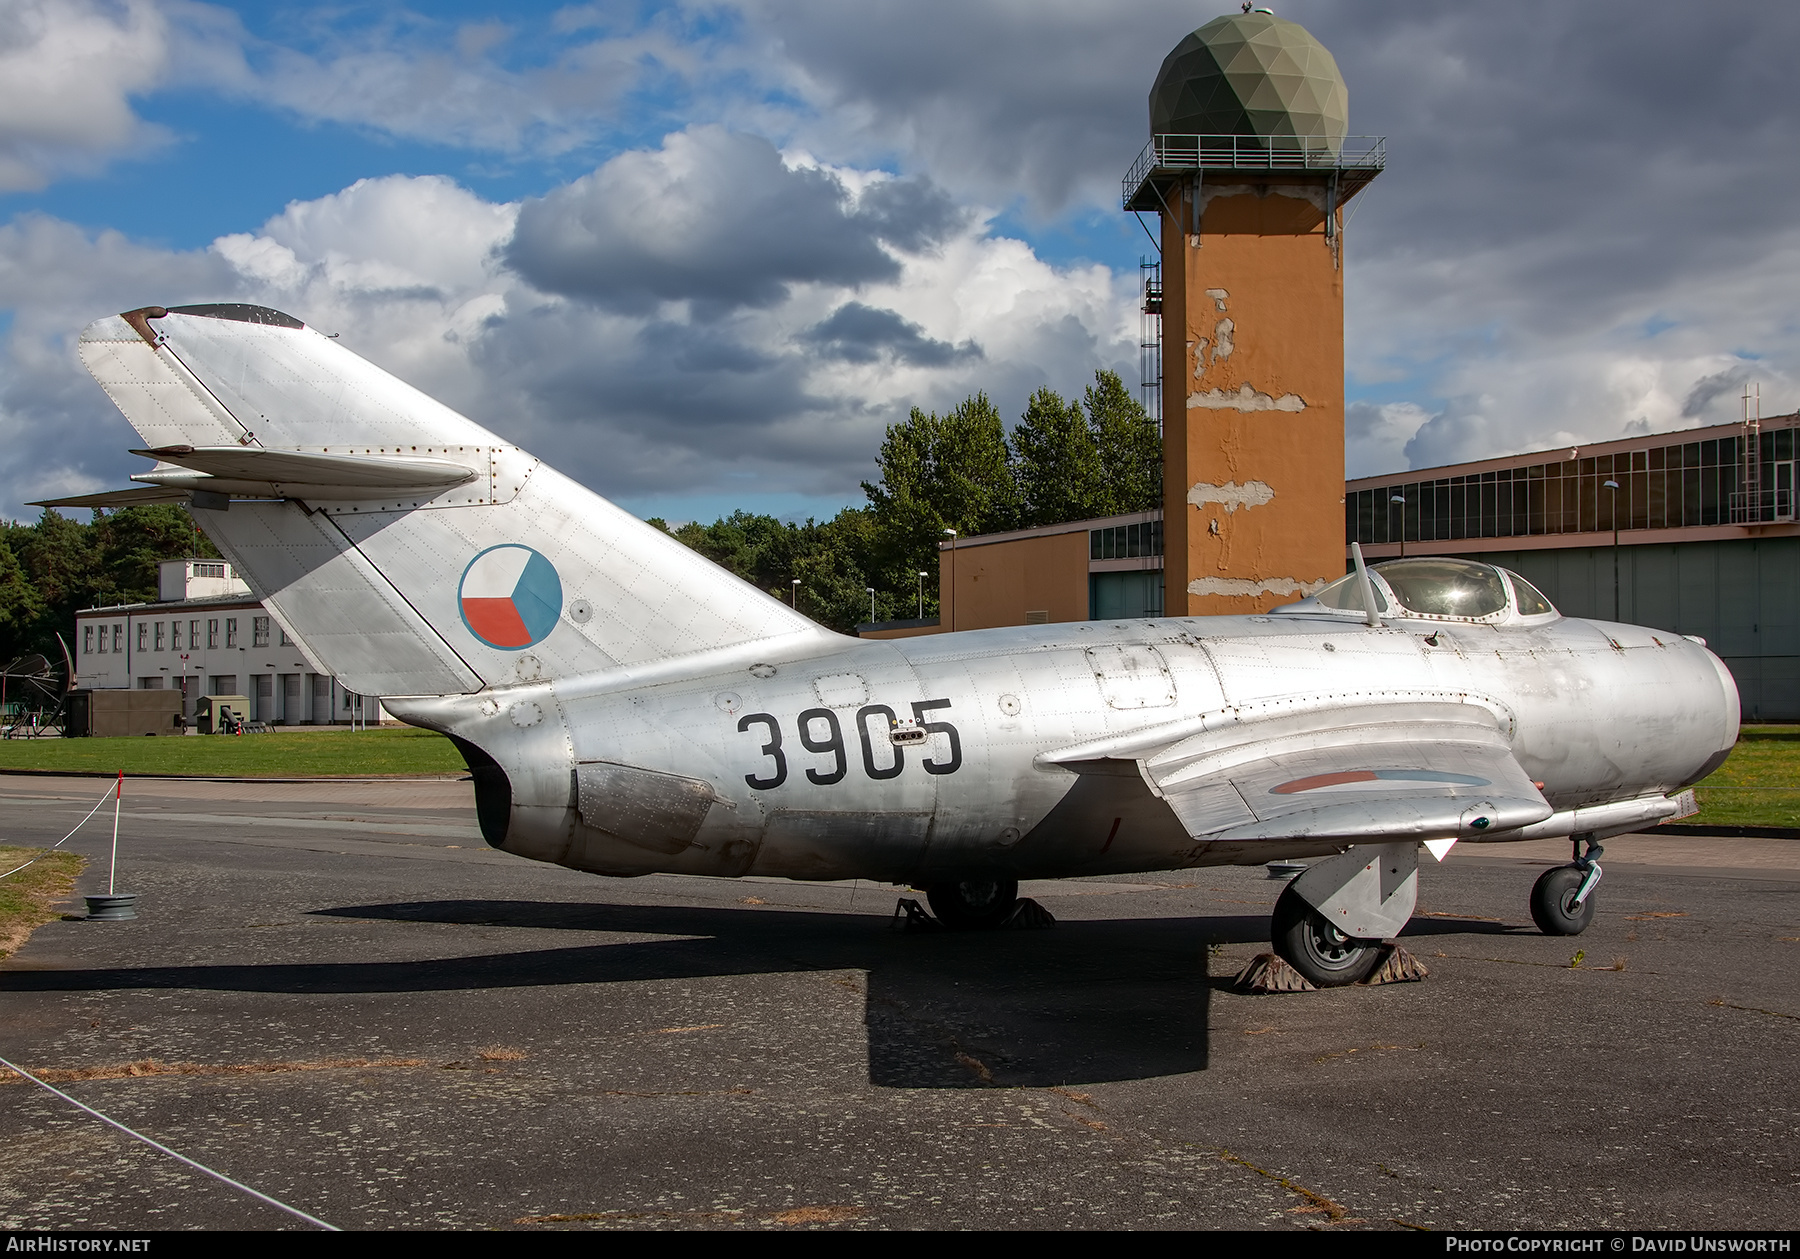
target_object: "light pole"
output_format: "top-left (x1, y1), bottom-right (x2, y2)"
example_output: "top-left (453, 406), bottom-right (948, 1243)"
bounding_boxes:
top-left (1603, 479), bottom-right (1620, 621)
top-left (917, 571), bottom-right (927, 620)
top-left (1390, 494), bottom-right (1407, 559)
top-left (790, 578), bottom-right (800, 611)
top-left (942, 529), bottom-right (958, 632)
top-left (866, 587), bottom-right (876, 623)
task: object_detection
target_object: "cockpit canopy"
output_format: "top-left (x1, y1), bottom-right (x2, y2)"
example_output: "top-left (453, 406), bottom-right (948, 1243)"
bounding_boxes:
top-left (1286, 558), bottom-right (1558, 624)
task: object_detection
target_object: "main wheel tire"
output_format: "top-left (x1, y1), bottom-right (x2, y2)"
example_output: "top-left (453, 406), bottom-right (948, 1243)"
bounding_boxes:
top-left (1530, 865), bottom-right (1596, 936)
top-left (925, 877), bottom-right (1020, 930)
top-left (1270, 884), bottom-right (1383, 987)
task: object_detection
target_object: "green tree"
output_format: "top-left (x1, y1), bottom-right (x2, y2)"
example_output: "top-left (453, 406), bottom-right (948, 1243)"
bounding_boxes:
top-left (658, 507), bottom-right (882, 635)
top-left (1085, 369), bottom-right (1163, 515)
top-left (0, 538), bottom-right (46, 663)
top-left (1012, 385), bottom-right (1103, 526)
top-left (658, 372), bottom-right (1159, 633)
top-left (795, 507), bottom-right (882, 630)
top-left (861, 393), bottom-right (1020, 614)
top-left (0, 505), bottom-right (217, 664)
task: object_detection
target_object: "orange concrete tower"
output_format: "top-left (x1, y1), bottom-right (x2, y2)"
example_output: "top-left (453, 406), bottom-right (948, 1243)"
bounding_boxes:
top-left (1124, 8), bottom-right (1381, 615)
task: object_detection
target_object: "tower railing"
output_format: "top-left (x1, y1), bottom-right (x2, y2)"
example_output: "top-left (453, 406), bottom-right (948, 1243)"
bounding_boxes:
top-left (1123, 134), bottom-right (1385, 211)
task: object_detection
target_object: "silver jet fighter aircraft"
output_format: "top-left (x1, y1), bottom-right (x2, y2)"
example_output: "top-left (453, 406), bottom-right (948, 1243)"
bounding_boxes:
top-left (48, 304), bottom-right (1741, 986)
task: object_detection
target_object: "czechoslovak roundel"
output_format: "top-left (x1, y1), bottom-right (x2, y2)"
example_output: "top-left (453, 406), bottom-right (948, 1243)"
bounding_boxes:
top-left (458, 544), bottom-right (563, 650)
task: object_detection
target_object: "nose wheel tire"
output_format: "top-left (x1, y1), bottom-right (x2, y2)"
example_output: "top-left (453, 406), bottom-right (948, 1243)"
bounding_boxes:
top-left (1530, 865), bottom-right (1596, 936)
top-left (1270, 884), bottom-right (1383, 987)
top-left (925, 877), bottom-right (1020, 930)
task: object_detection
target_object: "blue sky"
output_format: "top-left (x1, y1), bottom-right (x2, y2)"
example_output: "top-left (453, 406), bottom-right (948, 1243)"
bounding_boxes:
top-left (3, 0), bottom-right (1798, 524)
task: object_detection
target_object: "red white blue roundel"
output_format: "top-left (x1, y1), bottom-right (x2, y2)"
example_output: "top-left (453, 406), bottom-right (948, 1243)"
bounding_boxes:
top-left (458, 545), bottom-right (562, 650)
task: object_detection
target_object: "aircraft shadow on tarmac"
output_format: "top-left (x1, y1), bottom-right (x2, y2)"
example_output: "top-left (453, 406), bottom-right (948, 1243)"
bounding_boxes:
top-left (4, 900), bottom-right (1224, 1088)
top-left (0, 900), bottom-right (1519, 1088)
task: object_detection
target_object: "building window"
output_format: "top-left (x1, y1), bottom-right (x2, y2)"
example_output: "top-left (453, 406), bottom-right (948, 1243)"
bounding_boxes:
top-left (137, 623), bottom-right (148, 652)
top-left (154, 621), bottom-right (165, 651)
top-left (226, 617), bottom-right (238, 648)
top-left (170, 620), bottom-right (182, 651)
top-left (112, 624), bottom-right (122, 653)
top-left (279, 627), bottom-right (291, 646)
top-left (84, 626), bottom-right (93, 654)
top-left (1090, 520), bottom-right (1164, 560)
top-left (138, 677), bottom-right (162, 689)
top-left (208, 619), bottom-right (219, 649)
top-left (1342, 431), bottom-right (1787, 545)
top-left (253, 615), bottom-right (270, 647)
top-left (194, 562), bottom-right (226, 578)
top-left (190, 619), bottom-right (201, 649)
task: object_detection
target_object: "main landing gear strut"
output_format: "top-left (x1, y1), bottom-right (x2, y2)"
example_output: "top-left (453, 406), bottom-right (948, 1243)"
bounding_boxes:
top-left (1271, 842), bottom-right (1419, 987)
top-left (1529, 834), bottom-right (1602, 936)
top-left (923, 876), bottom-right (1020, 929)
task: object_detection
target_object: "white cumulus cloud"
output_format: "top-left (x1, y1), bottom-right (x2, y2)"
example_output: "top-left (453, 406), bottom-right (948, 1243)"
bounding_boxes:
top-left (0, 145), bottom-right (1140, 520)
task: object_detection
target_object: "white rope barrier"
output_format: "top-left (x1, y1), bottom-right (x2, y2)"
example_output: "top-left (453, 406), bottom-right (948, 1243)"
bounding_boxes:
top-left (0, 780), bottom-right (118, 881)
top-left (2, 776), bottom-right (337, 1228)
top-left (0, 1054), bottom-right (340, 1231)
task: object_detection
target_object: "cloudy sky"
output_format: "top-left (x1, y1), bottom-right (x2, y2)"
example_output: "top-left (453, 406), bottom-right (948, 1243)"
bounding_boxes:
top-left (2, 0), bottom-right (1796, 524)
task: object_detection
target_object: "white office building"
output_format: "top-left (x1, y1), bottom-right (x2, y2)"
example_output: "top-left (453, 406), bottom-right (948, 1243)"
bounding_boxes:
top-left (74, 559), bottom-right (384, 724)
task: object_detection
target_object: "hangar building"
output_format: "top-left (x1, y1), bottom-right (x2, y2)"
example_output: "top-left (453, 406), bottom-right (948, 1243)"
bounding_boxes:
top-left (863, 413), bottom-right (1800, 720)
top-left (74, 558), bottom-right (383, 725)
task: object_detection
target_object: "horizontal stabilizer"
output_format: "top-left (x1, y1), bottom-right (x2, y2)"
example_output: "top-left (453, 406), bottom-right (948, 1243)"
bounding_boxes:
top-left (130, 446), bottom-right (480, 499)
top-left (30, 486), bottom-right (193, 509)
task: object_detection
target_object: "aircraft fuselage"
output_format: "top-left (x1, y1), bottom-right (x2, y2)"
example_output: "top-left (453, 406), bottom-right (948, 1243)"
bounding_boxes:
top-left (389, 609), bottom-right (1738, 885)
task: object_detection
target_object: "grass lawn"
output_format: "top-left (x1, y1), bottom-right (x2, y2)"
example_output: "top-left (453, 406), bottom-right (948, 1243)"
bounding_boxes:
top-left (0, 719), bottom-right (1793, 828)
top-left (0, 726), bottom-right (466, 778)
top-left (1689, 725), bottom-right (1800, 828)
top-left (0, 847), bottom-right (86, 959)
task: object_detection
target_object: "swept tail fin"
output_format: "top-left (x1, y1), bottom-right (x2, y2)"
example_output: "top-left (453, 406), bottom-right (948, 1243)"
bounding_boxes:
top-left (78, 305), bottom-right (824, 695)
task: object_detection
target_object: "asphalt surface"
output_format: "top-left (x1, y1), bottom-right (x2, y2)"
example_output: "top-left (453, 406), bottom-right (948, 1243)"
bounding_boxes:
top-left (1, 774), bottom-right (1796, 1232)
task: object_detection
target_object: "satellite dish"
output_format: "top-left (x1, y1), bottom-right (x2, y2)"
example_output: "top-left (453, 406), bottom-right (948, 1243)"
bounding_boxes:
top-left (2, 640), bottom-right (73, 737)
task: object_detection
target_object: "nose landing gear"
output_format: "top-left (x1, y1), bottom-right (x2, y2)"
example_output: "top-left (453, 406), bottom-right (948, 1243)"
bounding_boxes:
top-left (1530, 835), bottom-right (1602, 936)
